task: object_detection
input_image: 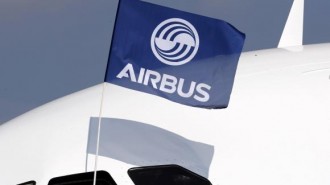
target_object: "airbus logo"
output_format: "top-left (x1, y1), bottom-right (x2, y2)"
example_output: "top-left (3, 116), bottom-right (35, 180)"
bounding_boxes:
top-left (151, 18), bottom-right (200, 66)
top-left (116, 18), bottom-right (211, 103)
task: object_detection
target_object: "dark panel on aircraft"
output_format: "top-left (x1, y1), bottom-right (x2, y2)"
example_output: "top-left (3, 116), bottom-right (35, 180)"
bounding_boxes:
top-left (48, 171), bottom-right (116, 185)
top-left (17, 181), bottom-right (36, 185)
top-left (128, 165), bottom-right (211, 185)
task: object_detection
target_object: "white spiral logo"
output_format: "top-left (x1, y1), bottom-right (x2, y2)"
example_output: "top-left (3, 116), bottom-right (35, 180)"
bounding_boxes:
top-left (151, 18), bottom-right (199, 66)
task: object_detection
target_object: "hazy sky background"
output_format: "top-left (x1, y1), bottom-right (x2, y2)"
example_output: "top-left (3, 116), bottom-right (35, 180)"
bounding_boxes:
top-left (0, 0), bottom-right (329, 124)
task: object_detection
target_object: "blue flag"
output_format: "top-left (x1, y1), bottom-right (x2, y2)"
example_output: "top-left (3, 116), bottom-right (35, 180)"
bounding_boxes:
top-left (105, 0), bottom-right (245, 108)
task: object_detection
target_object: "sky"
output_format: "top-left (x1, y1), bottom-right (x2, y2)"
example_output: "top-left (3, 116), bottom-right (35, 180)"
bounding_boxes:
top-left (0, 0), bottom-right (330, 124)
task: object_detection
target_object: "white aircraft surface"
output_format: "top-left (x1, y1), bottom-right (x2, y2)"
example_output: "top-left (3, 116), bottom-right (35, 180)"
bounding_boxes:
top-left (0, 43), bottom-right (329, 185)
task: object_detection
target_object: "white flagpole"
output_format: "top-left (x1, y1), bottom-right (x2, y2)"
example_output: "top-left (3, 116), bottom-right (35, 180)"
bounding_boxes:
top-left (92, 1), bottom-right (121, 184)
top-left (93, 82), bottom-right (106, 185)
